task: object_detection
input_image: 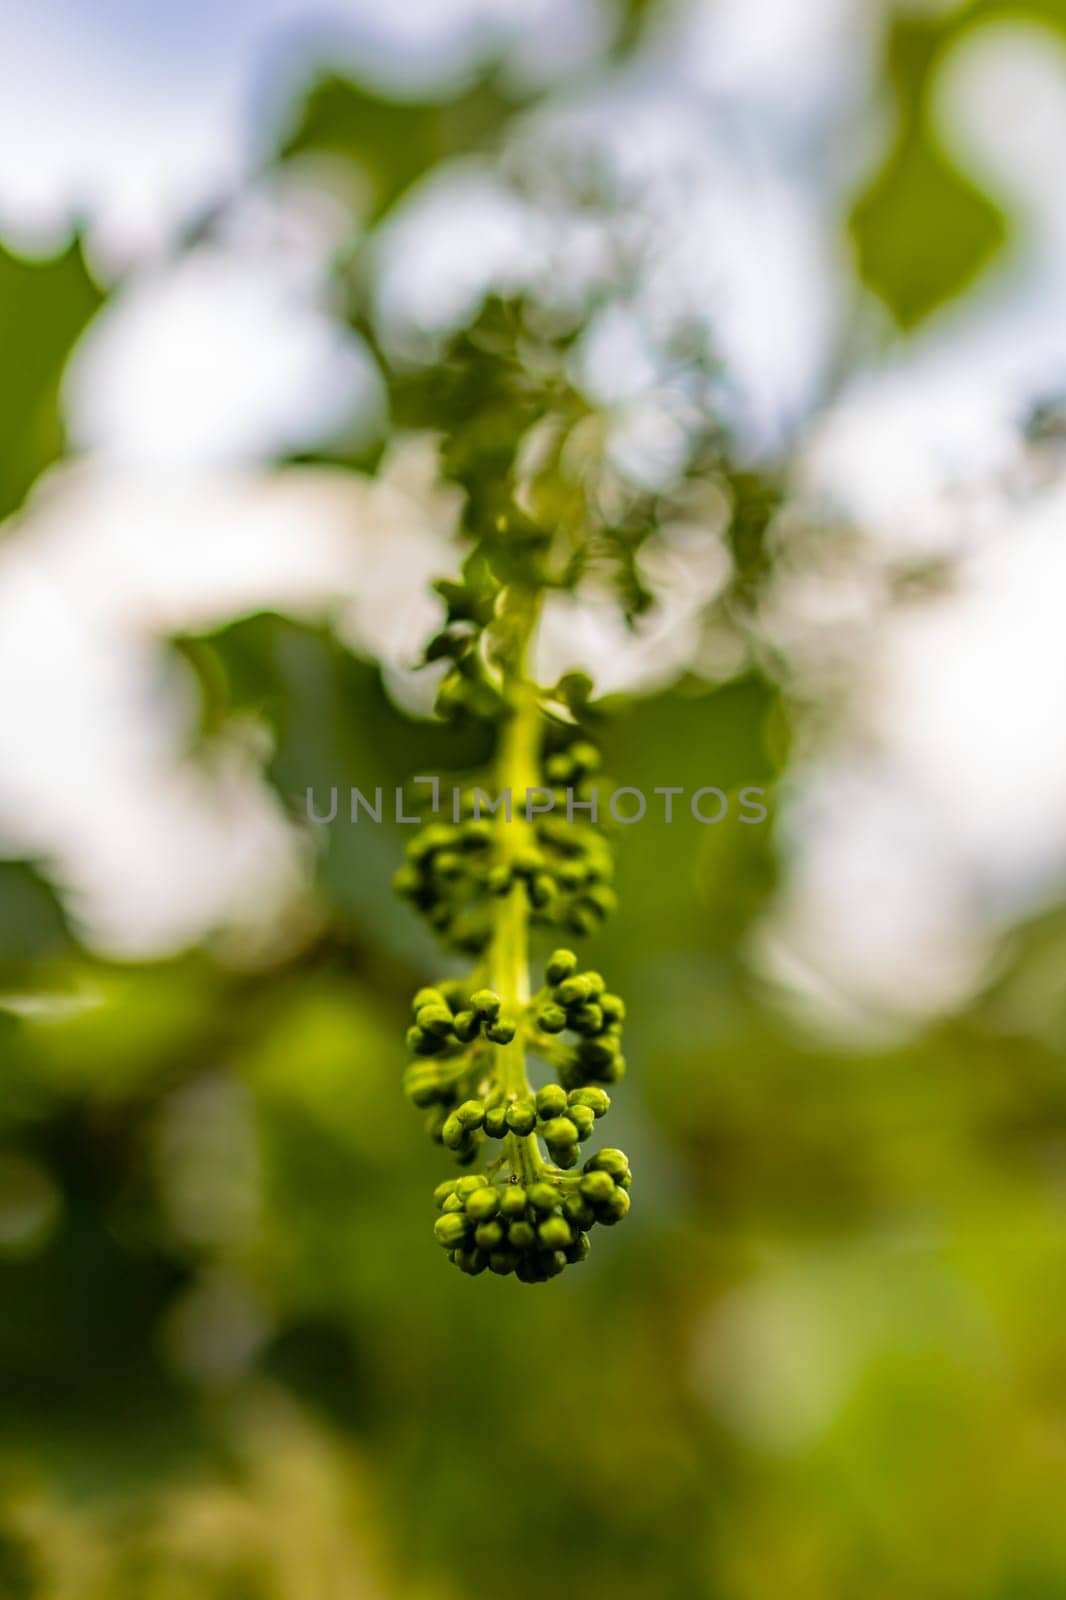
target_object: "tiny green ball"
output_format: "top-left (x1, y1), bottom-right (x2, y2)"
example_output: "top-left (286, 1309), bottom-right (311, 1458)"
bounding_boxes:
top-left (508, 1220), bottom-right (536, 1249)
top-left (530, 873), bottom-right (558, 909)
top-left (527, 1182), bottom-right (559, 1213)
top-left (484, 1105), bottom-right (509, 1138)
top-left (434, 1213), bottom-right (469, 1247)
top-left (434, 850), bottom-right (464, 881)
top-left (486, 1019), bottom-right (516, 1045)
top-left (582, 971), bottom-right (606, 998)
top-left (470, 988), bottom-right (502, 1020)
top-left (537, 1215), bottom-right (572, 1250)
top-left (537, 1005), bottom-right (568, 1034)
top-left (535, 1084), bottom-right (568, 1120)
top-left (556, 975), bottom-right (592, 1007)
top-left (541, 1116), bottom-right (579, 1149)
top-left (452, 1009), bottom-right (480, 1043)
top-left (455, 1100), bottom-right (486, 1130)
top-left (499, 1185), bottom-right (528, 1218)
top-left (568, 1086), bottom-right (610, 1117)
top-left (541, 1250), bottom-right (567, 1278)
top-left (412, 987), bottom-right (445, 1014)
top-left (488, 1249), bottom-right (519, 1276)
top-left (599, 993), bottom-right (625, 1024)
top-left (563, 1192), bottom-right (596, 1228)
top-left (569, 741), bottom-right (601, 774)
top-left (580, 1171), bottom-right (615, 1204)
top-left (567, 1105), bottom-right (596, 1139)
top-left (465, 1187), bottom-right (500, 1222)
top-left (545, 949), bottom-right (579, 985)
top-left (487, 865), bottom-right (513, 896)
top-left (442, 1192), bottom-right (465, 1214)
top-left (441, 1113), bottom-right (464, 1149)
top-left (587, 1148), bottom-right (630, 1184)
top-left (599, 1187), bottom-right (631, 1224)
top-left (433, 1179), bottom-right (458, 1209)
top-left (455, 1248), bottom-right (488, 1276)
top-left (505, 1101), bottom-right (536, 1137)
top-left (474, 1220), bottom-right (505, 1250)
top-left (565, 1231), bottom-right (592, 1264)
top-left (569, 1003), bottom-right (604, 1036)
top-left (456, 1174), bottom-right (489, 1196)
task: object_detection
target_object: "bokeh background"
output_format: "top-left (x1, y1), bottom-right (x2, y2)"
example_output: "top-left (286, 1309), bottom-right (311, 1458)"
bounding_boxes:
top-left (3, 1), bottom-right (1066, 1595)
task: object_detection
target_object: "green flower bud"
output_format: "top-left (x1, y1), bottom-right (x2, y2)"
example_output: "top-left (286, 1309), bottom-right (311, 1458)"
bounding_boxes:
top-left (585, 885), bottom-right (618, 917)
top-left (567, 1105), bottom-right (596, 1140)
top-left (487, 865), bottom-right (513, 896)
top-left (488, 1249), bottom-right (519, 1276)
top-left (441, 1113), bottom-right (464, 1149)
top-left (568, 905), bottom-right (599, 936)
top-left (541, 1116), bottom-right (578, 1149)
top-left (413, 987), bottom-right (446, 1014)
top-left (597, 1053), bottom-right (626, 1084)
top-left (565, 1232), bottom-right (592, 1264)
top-left (569, 741), bottom-right (601, 774)
top-left (579, 1171), bottom-right (615, 1204)
top-left (535, 1084), bottom-right (568, 1119)
top-left (456, 1174), bottom-right (490, 1196)
top-left (417, 1004), bottom-right (455, 1038)
top-left (455, 1100), bottom-right (486, 1130)
top-left (541, 1250), bottom-right (567, 1278)
top-left (508, 1220), bottom-right (536, 1249)
top-left (563, 1193), bottom-right (596, 1228)
top-left (474, 1220), bottom-right (505, 1250)
top-left (530, 873), bottom-right (558, 909)
top-left (434, 1213), bottom-right (470, 1247)
top-left (527, 1182), bottom-right (559, 1213)
top-left (544, 753), bottom-right (574, 784)
top-left (505, 1101), bottom-right (536, 1136)
top-left (569, 1003), bottom-right (604, 1036)
top-left (484, 1105), bottom-right (509, 1138)
top-left (433, 1179), bottom-right (459, 1209)
top-left (454, 1247), bottom-right (487, 1276)
top-left (599, 994), bottom-right (625, 1024)
top-left (452, 1009), bottom-right (480, 1043)
top-left (460, 820), bottom-right (493, 851)
top-left (537, 1005), bottom-right (568, 1034)
top-left (578, 1035), bottom-right (619, 1068)
top-left (545, 950), bottom-right (578, 985)
top-left (471, 988), bottom-right (502, 1020)
top-left (598, 1187), bottom-right (630, 1224)
top-left (407, 1025), bottom-right (445, 1057)
top-left (486, 1019), bottom-right (516, 1045)
top-left (393, 865), bottom-right (420, 898)
top-left (556, 975), bottom-right (592, 1007)
top-left (568, 1086), bottom-right (610, 1117)
top-left (442, 1192), bottom-right (465, 1214)
top-left (583, 971), bottom-right (606, 998)
top-left (538, 1216), bottom-right (572, 1251)
top-left (403, 1064), bottom-right (443, 1107)
top-left (586, 1148), bottom-right (631, 1185)
top-left (499, 1185), bottom-right (528, 1218)
top-left (465, 1187), bottom-right (500, 1222)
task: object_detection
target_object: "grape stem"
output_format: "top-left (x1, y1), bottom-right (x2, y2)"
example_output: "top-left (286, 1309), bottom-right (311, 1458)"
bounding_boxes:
top-left (490, 592), bottom-right (546, 1186)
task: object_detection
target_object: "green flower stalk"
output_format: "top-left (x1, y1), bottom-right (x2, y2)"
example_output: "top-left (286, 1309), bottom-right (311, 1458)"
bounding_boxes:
top-left (395, 580), bottom-right (632, 1282)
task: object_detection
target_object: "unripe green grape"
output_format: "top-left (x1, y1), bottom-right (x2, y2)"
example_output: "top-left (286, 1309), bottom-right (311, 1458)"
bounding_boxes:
top-left (535, 1084), bottom-right (568, 1119)
top-left (538, 1216), bottom-right (572, 1250)
top-left (465, 1187), bottom-right (500, 1223)
top-left (546, 950), bottom-right (578, 985)
top-left (537, 1004), bottom-right (568, 1034)
top-left (434, 1213), bottom-right (469, 1247)
top-left (499, 1185), bottom-right (528, 1218)
top-left (505, 1100), bottom-right (536, 1136)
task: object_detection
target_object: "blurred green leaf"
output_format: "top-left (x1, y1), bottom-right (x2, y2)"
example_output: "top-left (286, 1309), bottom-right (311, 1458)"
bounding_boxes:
top-left (0, 237), bottom-right (103, 523)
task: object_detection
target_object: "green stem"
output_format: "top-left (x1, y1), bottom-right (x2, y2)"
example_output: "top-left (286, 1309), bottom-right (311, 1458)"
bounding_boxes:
top-left (490, 600), bottom-right (544, 1186)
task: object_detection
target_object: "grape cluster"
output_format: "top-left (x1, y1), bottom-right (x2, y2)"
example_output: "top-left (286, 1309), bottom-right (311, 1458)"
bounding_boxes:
top-left (433, 1150), bottom-right (632, 1282)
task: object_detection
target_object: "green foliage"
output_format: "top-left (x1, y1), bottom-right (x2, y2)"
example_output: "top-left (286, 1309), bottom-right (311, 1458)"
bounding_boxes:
top-left (0, 237), bottom-right (102, 523)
